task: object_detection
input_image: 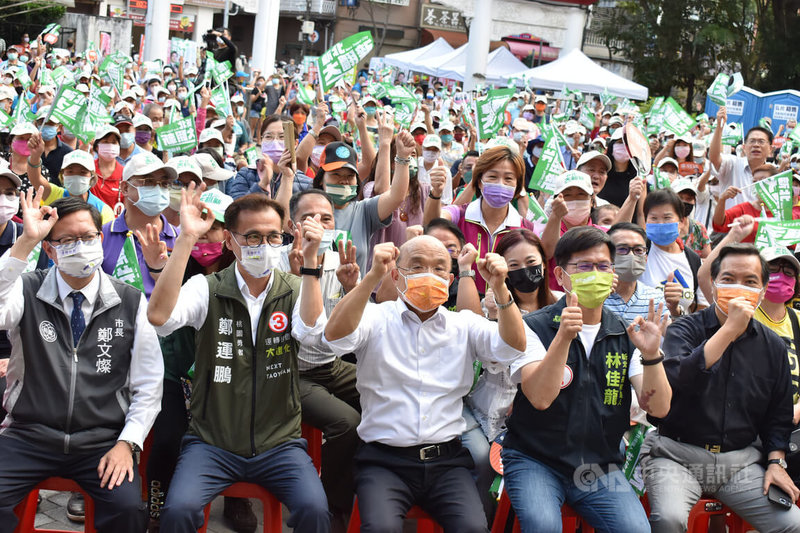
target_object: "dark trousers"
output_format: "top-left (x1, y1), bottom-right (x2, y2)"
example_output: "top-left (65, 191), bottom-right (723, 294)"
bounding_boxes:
top-left (160, 435), bottom-right (330, 533)
top-left (145, 379), bottom-right (188, 520)
top-left (0, 435), bottom-right (147, 533)
top-left (355, 441), bottom-right (488, 533)
top-left (300, 358), bottom-right (361, 514)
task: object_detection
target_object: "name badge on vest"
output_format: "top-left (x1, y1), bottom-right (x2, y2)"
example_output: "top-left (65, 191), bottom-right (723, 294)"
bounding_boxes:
top-left (560, 365), bottom-right (573, 389)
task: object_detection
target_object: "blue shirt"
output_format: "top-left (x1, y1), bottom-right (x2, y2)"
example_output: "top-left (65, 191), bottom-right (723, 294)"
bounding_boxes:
top-left (604, 282), bottom-right (667, 325)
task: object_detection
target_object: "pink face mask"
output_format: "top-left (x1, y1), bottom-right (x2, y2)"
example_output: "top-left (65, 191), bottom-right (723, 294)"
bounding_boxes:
top-left (12, 138), bottom-right (30, 157)
top-left (765, 271), bottom-right (796, 304)
top-left (97, 143), bottom-right (120, 161)
top-left (674, 145), bottom-right (691, 160)
top-left (612, 142), bottom-right (630, 163)
top-left (191, 241), bottom-right (224, 267)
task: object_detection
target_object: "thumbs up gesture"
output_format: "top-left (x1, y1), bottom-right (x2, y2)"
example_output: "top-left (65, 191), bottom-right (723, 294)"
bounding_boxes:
top-left (557, 291), bottom-right (583, 341)
top-left (663, 272), bottom-right (683, 316)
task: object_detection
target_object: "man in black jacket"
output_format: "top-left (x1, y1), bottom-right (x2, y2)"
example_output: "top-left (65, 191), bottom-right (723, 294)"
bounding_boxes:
top-left (643, 243), bottom-right (800, 532)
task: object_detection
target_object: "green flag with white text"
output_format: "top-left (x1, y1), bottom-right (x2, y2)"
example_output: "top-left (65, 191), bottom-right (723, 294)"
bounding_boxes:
top-left (156, 116), bottom-right (198, 152)
top-left (475, 88), bottom-right (515, 140)
top-left (653, 167), bottom-right (671, 189)
top-left (660, 97), bottom-right (696, 136)
top-left (526, 193), bottom-right (547, 224)
top-left (528, 130), bottom-right (565, 193)
top-left (754, 170), bottom-right (794, 221)
top-left (112, 233), bottom-right (144, 292)
top-left (210, 85), bottom-right (231, 117)
top-left (317, 32), bottom-right (374, 93)
top-left (707, 72), bottom-right (743, 106)
top-left (754, 220), bottom-right (800, 248)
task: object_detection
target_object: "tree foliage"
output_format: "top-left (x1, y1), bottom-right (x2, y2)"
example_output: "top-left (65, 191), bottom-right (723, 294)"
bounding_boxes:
top-left (598, 0), bottom-right (800, 107)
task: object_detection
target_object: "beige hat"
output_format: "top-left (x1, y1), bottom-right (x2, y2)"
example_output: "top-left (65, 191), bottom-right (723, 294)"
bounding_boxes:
top-left (761, 246), bottom-right (800, 274)
top-left (122, 151), bottom-right (177, 182)
top-left (192, 152), bottom-right (234, 181)
top-left (577, 151), bottom-right (612, 172)
top-left (167, 155), bottom-right (202, 181)
top-left (553, 170), bottom-right (593, 196)
top-left (198, 128), bottom-right (224, 145)
top-left (61, 150), bottom-right (96, 173)
top-left (422, 134), bottom-right (442, 150)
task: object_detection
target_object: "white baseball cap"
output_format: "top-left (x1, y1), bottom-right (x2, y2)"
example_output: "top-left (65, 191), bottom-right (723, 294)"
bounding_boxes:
top-left (200, 188), bottom-right (233, 223)
top-left (671, 178), bottom-right (696, 195)
top-left (198, 128), bottom-right (224, 145)
top-left (192, 152), bottom-right (234, 181)
top-left (657, 157), bottom-right (679, 170)
top-left (132, 114), bottom-right (153, 129)
top-left (577, 151), bottom-right (612, 172)
top-left (553, 170), bottom-right (593, 196)
top-left (422, 134), bottom-right (441, 150)
top-left (166, 155), bottom-right (202, 181)
top-left (10, 122), bottom-right (38, 136)
top-left (62, 150), bottom-right (96, 173)
top-left (123, 151), bottom-right (178, 182)
top-left (761, 246), bottom-right (800, 273)
top-left (94, 124), bottom-right (121, 143)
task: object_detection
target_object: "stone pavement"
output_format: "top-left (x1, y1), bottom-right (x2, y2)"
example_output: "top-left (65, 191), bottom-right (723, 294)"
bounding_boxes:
top-left (34, 490), bottom-right (293, 532)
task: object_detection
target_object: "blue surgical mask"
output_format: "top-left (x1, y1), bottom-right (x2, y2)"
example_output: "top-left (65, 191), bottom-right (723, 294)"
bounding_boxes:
top-left (440, 134), bottom-right (453, 144)
top-left (364, 106), bottom-right (377, 116)
top-left (133, 185), bottom-right (170, 216)
top-left (119, 132), bottom-right (135, 149)
top-left (7, 53), bottom-right (17, 61)
top-left (646, 222), bottom-right (680, 246)
top-left (41, 125), bottom-right (58, 141)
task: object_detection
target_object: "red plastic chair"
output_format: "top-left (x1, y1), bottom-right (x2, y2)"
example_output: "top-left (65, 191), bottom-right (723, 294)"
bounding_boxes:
top-left (197, 482), bottom-right (282, 533)
top-left (347, 497), bottom-right (444, 533)
top-left (13, 477), bottom-right (96, 533)
top-left (301, 423), bottom-right (323, 474)
top-left (490, 489), bottom-right (595, 533)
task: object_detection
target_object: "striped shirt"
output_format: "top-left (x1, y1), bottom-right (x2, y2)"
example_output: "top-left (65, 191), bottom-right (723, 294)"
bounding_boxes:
top-left (604, 282), bottom-right (668, 325)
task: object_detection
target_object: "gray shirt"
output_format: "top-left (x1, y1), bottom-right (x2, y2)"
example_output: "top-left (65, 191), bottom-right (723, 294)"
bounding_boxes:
top-left (333, 195), bottom-right (391, 273)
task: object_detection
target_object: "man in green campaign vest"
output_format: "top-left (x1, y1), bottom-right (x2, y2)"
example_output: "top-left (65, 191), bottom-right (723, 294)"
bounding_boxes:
top-left (147, 187), bottom-right (330, 532)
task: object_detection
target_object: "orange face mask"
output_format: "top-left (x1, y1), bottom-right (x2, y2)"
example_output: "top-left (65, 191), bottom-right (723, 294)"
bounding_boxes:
top-left (292, 113), bottom-right (306, 127)
top-left (714, 283), bottom-right (762, 315)
top-left (398, 272), bottom-right (449, 312)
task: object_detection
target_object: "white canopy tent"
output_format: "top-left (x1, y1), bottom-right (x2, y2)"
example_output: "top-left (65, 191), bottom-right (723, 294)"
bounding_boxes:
top-left (382, 38), bottom-right (455, 70)
top-left (437, 46), bottom-right (528, 85)
top-left (511, 49), bottom-right (649, 100)
top-left (410, 44), bottom-right (468, 77)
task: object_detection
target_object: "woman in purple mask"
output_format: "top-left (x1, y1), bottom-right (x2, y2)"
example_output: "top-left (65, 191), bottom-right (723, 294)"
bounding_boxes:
top-left (423, 144), bottom-right (534, 295)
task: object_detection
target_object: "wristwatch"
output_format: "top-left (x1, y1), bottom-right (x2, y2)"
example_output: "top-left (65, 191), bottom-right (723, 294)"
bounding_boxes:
top-left (768, 458), bottom-right (788, 469)
top-left (300, 265), bottom-right (323, 278)
top-left (121, 440), bottom-right (141, 464)
top-left (459, 270), bottom-right (475, 278)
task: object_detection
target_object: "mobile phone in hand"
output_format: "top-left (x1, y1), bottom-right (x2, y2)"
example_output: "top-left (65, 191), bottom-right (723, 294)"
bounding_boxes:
top-left (768, 484), bottom-right (793, 510)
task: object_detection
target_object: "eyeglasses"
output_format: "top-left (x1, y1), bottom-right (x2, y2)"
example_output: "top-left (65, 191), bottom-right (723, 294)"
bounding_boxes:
top-left (233, 231), bottom-right (286, 247)
top-left (745, 139), bottom-right (769, 146)
top-left (566, 261), bottom-right (614, 273)
top-left (49, 232), bottom-right (101, 246)
top-left (615, 245), bottom-right (647, 257)
top-left (130, 178), bottom-right (174, 189)
top-left (398, 265), bottom-right (450, 279)
top-left (768, 263), bottom-right (797, 278)
top-left (444, 245), bottom-right (459, 255)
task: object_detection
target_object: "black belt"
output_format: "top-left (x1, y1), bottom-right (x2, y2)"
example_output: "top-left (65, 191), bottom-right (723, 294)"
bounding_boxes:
top-left (373, 438), bottom-right (462, 461)
top-left (658, 430), bottom-right (726, 454)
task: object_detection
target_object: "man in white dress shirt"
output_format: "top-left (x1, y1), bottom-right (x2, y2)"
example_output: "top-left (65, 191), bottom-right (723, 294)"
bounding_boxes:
top-left (0, 191), bottom-right (163, 533)
top-left (324, 236), bottom-right (526, 532)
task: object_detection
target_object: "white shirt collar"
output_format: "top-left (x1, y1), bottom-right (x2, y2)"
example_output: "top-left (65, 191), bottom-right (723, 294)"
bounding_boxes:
top-left (464, 198), bottom-right (523, 233)
top-left (391, 296), bottom-right (446, 326)
top-left (234, 262), bottom-right (274, 300)
top-left (56, 268), bottom-right (101, 307)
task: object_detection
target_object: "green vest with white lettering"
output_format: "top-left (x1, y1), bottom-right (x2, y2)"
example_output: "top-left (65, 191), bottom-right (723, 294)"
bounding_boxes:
top-left (189, 264), bottom-right (302, 457)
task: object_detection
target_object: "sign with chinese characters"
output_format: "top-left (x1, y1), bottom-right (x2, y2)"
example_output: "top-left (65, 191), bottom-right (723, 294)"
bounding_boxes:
top-left (317, 32), bottom-right (374, 93)
top-left (156, 116), bottom-right (198, 152)
top-left (420, 5), bottom-right (464, 32)
top-left (773, 104), bottom-right (798, 122)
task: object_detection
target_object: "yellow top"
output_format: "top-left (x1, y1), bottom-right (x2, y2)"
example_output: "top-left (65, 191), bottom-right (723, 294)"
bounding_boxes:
top-left (755, 305), bottom-right (800, 404)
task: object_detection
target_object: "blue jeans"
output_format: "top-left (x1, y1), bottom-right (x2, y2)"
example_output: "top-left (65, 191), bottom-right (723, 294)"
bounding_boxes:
top-left (460, 405), bottom-right (495, 520)
top-left (160, 436), bottom-right (329, 533)
top-left (501, 447), bottom-right (649, 533)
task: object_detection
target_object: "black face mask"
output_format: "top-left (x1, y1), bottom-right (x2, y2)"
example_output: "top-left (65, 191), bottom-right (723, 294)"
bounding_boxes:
top-left (682, 201), bottom-right (694, 218)
top-left (506, 264), bottom-right (544, 294)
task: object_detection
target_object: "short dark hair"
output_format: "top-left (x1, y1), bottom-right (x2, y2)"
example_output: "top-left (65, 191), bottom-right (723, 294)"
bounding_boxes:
top-left (710, 243), bottom-right (769, 285)
top-left (289, 189), bottom-right (334, 221)
top-left (424, 218), bottom-right (465, 247)
top-left (644, 188), bottom-right (685, 221)
top-left (46, 197), bottom-right (102, 241)
top-left (607, 222), bottom-right (647, 242)
top-left (224, 194), bottom-right (286, 232)
top-left (745, 126), bottom-right (774, 145)
top-left (463, 150), bottom-right (479, 159)
top-left (554, 226), bottom-right (615, 268)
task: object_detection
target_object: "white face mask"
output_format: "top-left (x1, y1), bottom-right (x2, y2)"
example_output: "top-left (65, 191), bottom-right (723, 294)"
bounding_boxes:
top-left (563, 200), bottom-right (592, 225)
top-left (63, 175), bottom-right (92, 196)
top-left (422, 149), bottom-right (438, 163)
top-left (532, 146), bottom-right (543, 158)
top-left (310, 145), bottom-right (325, 167)
top-left (234, 242), bottom-right (282, 278)
top-left (0, 194), bottom-right (19, 224)
top-left (318, 229), bottom-right (337, 253)
top-left (54, 239), bottom-right (104, 278)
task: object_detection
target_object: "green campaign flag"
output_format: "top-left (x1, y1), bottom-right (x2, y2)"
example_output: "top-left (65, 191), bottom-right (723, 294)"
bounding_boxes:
top-left (475, 88), bottom-right (515, 140)
top-left (759, 117), bottom-right (773, 131)
top-left (40, 23), bottom-right (61, 45)
top-left (366, 82), bottom-right (387, 100)
top-left (578, 106), bottom-right (595, 131)
top-left (317, 31), bottom-right (374, 93)
top-left (244, 145), bottom-right (260, 166)
top-left (51, 66), bottom-right (73, 86)
top-left (754, 170), bottom-right (794, 221)
top-left (22, 243), bottom-right (41, 273)
top-left (646, 97), bottom-right (665, 136)
top-left (296, 84), bottom-right (316, 106)
top-left (660, 97), bottom-right (696, 136)
top-left (392, 100), bottom-right (416, 129)
top-left (721, 122), bottom-right (743, 146)
top-left (528, 130), bottom-right (565, 193)
top-left (0, 108), bottom-right (13, 128)
top-left (13, 96), bottom-right (30, 123)
top-left (653, 167), bottom-right (671, 189)
top-left (99, 52), bottom-right (130, 95)
top-left (706, 72), bottom-right (743, 106)
top-left (156, 116), bottom-right (198, 152)
top-left (14, 68), bottom-right (31, 90)
top-left (85, 84), bottom-right (112, 126)
top-left (789, 125), bottom-right (800, 145)
top-left (615, 98), bottom-right (640, 116)
top-left (526, 193), bottom-right (547, 224)
top-left (38, 67), bottom-right (54, 87)
top-left (329, 95), bottom-right (347, 118)
top-left (113, 233), bottom-right (144, 292)
top-left (754, 220), bottom-right (800, 249)
top-left (210, 85), bottom-right (232, 117)
top-left (600, 87), bottom-right (614, 107)
top-left (49, 87), bottom-right (90, 140)
top-left (622, 423), bottom-right (648, 496)
top-left (780, 139), bottom-right (794, 158)
top-left (563, 87), bottom-right (583, 103)
top-left (210, 59), bottom-right (234, 87)
top-left (385, 84), bottom-right (417, 103)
